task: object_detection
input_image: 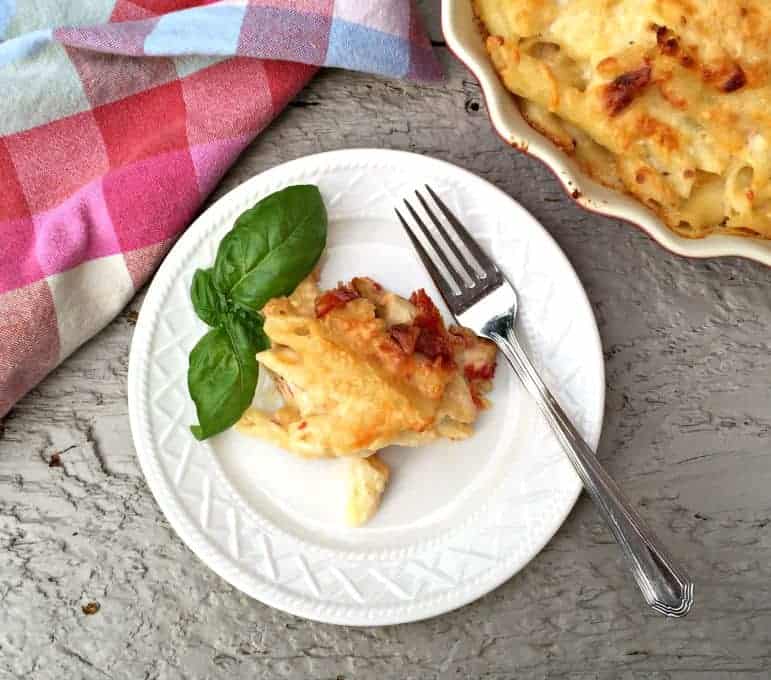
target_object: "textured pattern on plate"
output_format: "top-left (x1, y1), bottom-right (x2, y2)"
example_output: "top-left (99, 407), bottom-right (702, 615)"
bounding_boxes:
top-left (127, 149), bottom-right (605, 624)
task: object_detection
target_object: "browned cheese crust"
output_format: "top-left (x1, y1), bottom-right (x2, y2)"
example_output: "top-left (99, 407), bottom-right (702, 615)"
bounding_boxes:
top-left (474, 0), bottom-right (771, 239)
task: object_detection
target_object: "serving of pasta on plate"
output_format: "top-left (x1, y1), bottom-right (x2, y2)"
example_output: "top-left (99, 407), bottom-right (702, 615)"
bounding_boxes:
top-left (237, 270), bottom-right (497, 526)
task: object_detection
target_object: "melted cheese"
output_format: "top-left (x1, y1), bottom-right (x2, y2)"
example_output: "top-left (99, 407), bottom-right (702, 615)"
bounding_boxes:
top-left (236, 274), bottom-right (498, 526)
top-left (475, 0), bottom-right (771, 238)
top-left (236, 276), bottom-right (496, 459)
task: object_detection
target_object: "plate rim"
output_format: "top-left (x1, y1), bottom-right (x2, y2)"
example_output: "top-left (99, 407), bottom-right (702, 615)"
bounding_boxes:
top-left (128, 147), bottom-right (605, 625)
top-left (441, 0), bottom-right (771, 268)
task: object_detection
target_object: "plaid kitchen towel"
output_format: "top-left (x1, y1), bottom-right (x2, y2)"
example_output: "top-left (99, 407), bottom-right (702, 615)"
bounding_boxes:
top-left (0, 0), bottom-right (440, 417)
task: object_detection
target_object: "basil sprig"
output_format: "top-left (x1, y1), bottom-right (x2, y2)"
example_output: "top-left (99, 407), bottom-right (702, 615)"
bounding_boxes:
top-left (188, 185), bottom-right (327, 440)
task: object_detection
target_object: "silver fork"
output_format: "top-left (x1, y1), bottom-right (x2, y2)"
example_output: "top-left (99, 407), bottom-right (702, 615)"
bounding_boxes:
top-left (396, 185), bottom-right (694, 618)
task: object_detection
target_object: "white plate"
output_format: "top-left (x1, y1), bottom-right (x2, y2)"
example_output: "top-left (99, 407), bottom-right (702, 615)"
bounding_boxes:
top-left (442, 0), bottom-right (771, 266)
top-left (128, 149), bottom-right (605, 625)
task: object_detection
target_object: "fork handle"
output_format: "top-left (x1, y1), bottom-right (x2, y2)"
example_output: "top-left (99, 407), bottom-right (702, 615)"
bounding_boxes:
top-left (487, 319), bottom-right (694, 617)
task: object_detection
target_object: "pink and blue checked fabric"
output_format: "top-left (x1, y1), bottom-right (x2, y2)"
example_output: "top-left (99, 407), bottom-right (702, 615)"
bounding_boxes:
top-left (0, 0), bottom-right (440, 417)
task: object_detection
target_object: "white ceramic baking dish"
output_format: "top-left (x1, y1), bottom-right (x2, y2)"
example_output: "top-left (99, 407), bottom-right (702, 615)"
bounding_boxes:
top-left (442, 0), bottom-right (771, 266)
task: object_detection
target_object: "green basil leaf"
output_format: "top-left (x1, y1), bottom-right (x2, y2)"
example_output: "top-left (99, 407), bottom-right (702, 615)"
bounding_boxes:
top-left (212, 185), bottom-right (327, 310)
top-left (188, 313), bottom-right (263, 441)
top-left (190, 268), bottom-right (227, 326)
top-left (188, 184), bottom-right (323, 441)
top-left (232, 307), bottom-right (270, 351)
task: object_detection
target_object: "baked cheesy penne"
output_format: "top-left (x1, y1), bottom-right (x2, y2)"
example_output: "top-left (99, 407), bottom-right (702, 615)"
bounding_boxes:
top-left (475, 0), bottom-right (771, 239)
top-left (236, 271), bottom-right (498, 525)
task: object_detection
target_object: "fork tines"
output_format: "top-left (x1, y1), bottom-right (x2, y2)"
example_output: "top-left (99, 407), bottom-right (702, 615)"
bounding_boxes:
top-left (395, 185), bottom-right (502, 314)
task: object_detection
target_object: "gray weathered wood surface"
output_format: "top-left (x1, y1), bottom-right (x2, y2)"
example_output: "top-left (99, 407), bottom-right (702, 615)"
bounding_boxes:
top-left (2, 5), bottom-right (771, 678)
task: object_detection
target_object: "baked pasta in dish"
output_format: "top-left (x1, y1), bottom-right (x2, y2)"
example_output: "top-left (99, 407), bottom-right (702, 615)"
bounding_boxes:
top-left (236, 271), bottom-right (497, 525)
top-left (474, 0), bottom-right (771, 239)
